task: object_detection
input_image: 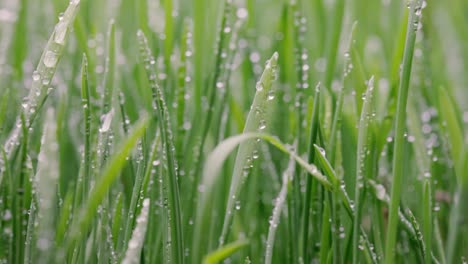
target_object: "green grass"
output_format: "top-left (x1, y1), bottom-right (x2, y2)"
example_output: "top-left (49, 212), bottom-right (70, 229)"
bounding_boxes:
top-left (1, 0), bottom-right (468, 263)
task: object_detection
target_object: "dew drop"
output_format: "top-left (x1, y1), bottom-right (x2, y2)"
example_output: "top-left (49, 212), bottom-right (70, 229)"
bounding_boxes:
top-left (256, 82), bottom-right (264, 92)
top-left (236, 8), bottom-right (248, 19)
top-left (32, 71), bottom-right (40, 81)
top-left (44, 51), bottom-right (58, 68)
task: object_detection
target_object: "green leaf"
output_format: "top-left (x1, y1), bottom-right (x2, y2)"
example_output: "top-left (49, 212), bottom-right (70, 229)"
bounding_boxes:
top-left (203, 240), bottom-right (249, 264)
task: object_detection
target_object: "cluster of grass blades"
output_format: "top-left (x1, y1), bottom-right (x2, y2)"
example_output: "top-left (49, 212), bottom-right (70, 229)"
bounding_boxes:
top-left (0, 0), bottom-right (467, 263)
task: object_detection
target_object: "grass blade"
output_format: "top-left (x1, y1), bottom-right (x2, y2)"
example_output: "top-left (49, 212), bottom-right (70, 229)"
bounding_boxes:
top-left (202, 132), bottom-right (332, 200)
top-left (137, 30), bottom-right (185, 264)
top-left (122, 198), bottom-right (150, 264)
top-left (80, 54), bottom-right (91, 202)
top-left (102, 20), bottom-right (116, 114)
top-left (3, 0), bottom-right (81, 158)
top-left (34, 108), bottom-right (59, 262)
top-left (423, 180), bottom-right (432, 264)
top-left (218, 52), bottom-right (279, 246)
top-left (67, 116), bottom-right (149, 252)
top-left (353, 76), bottom-right (375, 264)
top-left (203, 240), bottom-right (249, 264)
top-left (385, 1), bottom-right (422, 262)
top-left (265, 155), bottom-right (294, 264)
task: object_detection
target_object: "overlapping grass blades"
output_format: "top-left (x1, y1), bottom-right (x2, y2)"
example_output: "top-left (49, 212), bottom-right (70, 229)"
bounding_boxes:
top-left (66, 116), bottom-right (149, 252)
top-left (0, 0), bottom-right (467, 263)
top-left (218, 52), bottom-right (279, 246)
top-left (137, 30), bottom-right (184, 264)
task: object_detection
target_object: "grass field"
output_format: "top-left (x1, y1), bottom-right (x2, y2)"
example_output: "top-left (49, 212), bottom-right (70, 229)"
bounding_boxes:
top-left (0, 0), bottom-right (467, 263)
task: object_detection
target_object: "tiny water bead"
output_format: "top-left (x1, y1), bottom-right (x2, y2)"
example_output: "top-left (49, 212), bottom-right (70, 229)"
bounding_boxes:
top-left (267, 90), bottom-right (275, 101)
top-left (32, 71), bottom-right (40, 81)
top-left (236, 8), bottom-right (248, 19)
top-left (256, 81), bottom-right (264, 91)
top-left (249, 52), bottom-right (260, 63)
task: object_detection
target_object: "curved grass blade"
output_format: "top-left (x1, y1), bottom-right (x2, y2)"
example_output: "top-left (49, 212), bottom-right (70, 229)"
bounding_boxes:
top-left (218, 52), bottom-right (279, 247)
top-left (202, 132), bottom-right (332, 201)
top-left (66, 116), bottom-right (149, 252)
top-left (385, 1), bottom-right (423, 262)
top-left (137, 30), bottom-right (184, 264)
top-left (317, 140), bottom-right (431, 262)
top-left (203, 240), bottom-right (249, 264)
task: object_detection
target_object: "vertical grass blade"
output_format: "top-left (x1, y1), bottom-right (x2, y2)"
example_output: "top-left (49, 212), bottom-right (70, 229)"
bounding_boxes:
top-left (353, 76), bottom-right (375, 264)
top-left (265, 155), bottom-right (295, 264)
top-left (137, 30), bottom-right (185, 264)
top-left (102, 20), bottom-right (116, 114)
top-left (323, 0), bottom-right (345, 93)
top-left (423, 180), bottom-right (432, 264)
top-left (328, 21), bottom-right (358, 163)
top-left (122, 198), bottom-right (150, 264)
top-left (35, 108), bottom-right (59, 262)
top-left (385, 1), bottom-right (422, 262)
top-left (80, 54), bottom-right (91, 201)
top-left (302, 82), bottom-right (321, 264)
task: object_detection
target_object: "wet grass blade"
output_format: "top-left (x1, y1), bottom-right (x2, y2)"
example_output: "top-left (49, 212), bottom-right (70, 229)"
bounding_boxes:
top-left (202, 132), bottom-right (332, 200)
top-left (301, 82), bottom-right (321, 264)
top-left (122, 198), bottom-right (150, 264)
top-left (423, 180), bottom-right (432, 264)
top-left (265, 155), bottom-right (295, 264)
top-left (353, 76), bottom-right (375, 264)
top-left (3, 0), bottom-right (81, 157)
top-left (385, 1), bottom-right (422, 262)
top-left (66, 116), bottom-right (149, 252)
top-left (137, 30), bottom-right (185, 264)
top-left (34, 109), bottom-right (59, 262)
top-left (102, 20), bottom-right (116, 114)
top-left (80, 54), bottom-right (91, 201)
top-left (218, 52), bottom-right (279, 246)
top-left (437, 85), bottom-right (467, 263)
top-left (323, 0), bottom-right (345, 94)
